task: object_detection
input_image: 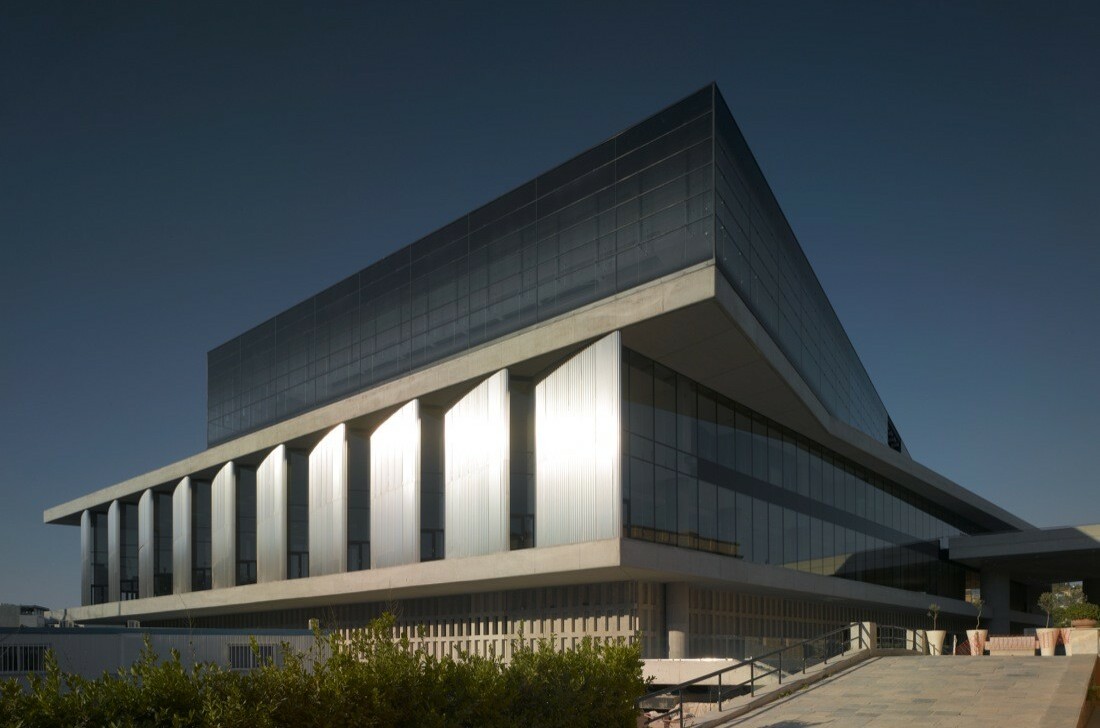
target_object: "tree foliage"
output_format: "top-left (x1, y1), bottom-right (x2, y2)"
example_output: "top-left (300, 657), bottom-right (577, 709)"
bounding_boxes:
top-left (0, 614), bottom-right (647, 728)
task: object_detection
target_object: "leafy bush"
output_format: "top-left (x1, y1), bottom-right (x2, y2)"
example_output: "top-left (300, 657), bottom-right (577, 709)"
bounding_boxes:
top-left (0, 614), bottom-right (647, 728)
top-left (1063, 601), bottom-right (1100, 623)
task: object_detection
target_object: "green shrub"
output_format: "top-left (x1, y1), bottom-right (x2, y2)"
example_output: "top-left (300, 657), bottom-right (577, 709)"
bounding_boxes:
top-left (0, 614), bottom-right (647, 728)
top-left (1064, 602), bottom-right (1100, 622)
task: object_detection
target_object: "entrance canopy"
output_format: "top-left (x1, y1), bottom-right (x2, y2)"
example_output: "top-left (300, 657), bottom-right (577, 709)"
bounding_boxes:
top-left (950, 525), bottom-right (1100, 583)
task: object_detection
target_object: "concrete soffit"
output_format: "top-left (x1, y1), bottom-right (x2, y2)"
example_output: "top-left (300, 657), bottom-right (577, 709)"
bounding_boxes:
top-left (46, 261), bottom-right (1030, 536)
top-left (44, 263), bottom-right (716, 525)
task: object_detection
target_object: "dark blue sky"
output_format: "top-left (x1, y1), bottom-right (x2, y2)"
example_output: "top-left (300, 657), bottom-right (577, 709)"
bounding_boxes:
top-left (2, 2), bottom-right (1098, 610)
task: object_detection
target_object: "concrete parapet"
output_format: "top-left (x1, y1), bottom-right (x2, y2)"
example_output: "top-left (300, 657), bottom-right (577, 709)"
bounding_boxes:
top-left (1068, 628), bottom-right (1099, 655)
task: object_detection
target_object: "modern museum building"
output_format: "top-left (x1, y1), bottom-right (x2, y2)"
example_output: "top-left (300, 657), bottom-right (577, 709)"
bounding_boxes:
top-left (46, 85), bottom-right (1057, 661)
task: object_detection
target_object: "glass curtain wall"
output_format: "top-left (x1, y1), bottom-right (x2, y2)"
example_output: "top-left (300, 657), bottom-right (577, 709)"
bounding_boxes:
top-left (191, 480), bottom-right (212, 591)
top-left (421, 412), bottom-right (445, 562)
top-left (287, 451), bottom-right (309, 578)
top-left (236, 466), bottom-right (257, 585)
top-left (347, 433), bottom-right (370, 571)
top-left (208, 87), bottom-right (715, 445)
top-left (710, 88), bottom-right (898, 450)
top-left (90, 510), bottom-right (108, 605)
top-left (509, 379), bottom-right (535, 549)
top-left (153, 492), bottom-right (173, 596)
top-left (119, 502), bottom-right (139, 600)
top-left (622, 348), bottom-right (974, 599)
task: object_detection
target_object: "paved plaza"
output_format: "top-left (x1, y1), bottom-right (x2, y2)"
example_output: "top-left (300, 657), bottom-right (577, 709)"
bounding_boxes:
top-left (713, 655), bottom-right (1096, 727)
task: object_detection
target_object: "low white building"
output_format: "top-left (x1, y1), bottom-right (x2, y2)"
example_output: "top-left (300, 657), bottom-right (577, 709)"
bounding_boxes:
top-left (0, 625), bottom-right (317, 686)
top-left (0, 604), bottom-right (50, 629)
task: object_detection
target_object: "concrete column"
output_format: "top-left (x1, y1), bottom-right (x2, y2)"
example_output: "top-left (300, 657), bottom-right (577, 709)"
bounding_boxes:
top-left (310, 428), bottom-right (347, 576)
top-left (80, 510), bottom-right (92, 607)
top-left (257, 446), bottom-right (289, 583)
top-left (445, 370), bottom-right (510, 559)
top-left (371, 401), bottom-right (421, 569)
top-left (535, 332), bottom-right (621, 547)
top-left (851, 622), bottom-right (876, 651)
top-left (982, 568), bottom-right (1011, 633)
top-left (1083, 580), bottom-right (1100, 605)
top-left (172, 478), bottom-right (192, 595)
top-left (138, 490), bottom-right (155, 599)
top-left (666, 582), bottom-right (691, 659)
top-left (107, 500), bottom-right (121, 603)
top-left (211, 462), bottom-right (237, 589)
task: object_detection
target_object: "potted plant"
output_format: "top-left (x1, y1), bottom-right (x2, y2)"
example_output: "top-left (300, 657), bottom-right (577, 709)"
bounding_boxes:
top-left (966, 597), bottom-right (987, 656)
top-left (926, 603), bottom-right (947, 655)
top-left (1037, 592), bottom-right (1060, 656)
top-left (1064, 601), bottom-right (1100, 628)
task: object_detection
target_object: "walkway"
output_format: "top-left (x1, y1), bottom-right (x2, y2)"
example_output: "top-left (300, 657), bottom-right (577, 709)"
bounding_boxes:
top-left (711, 655), bottom-right (1096, 728)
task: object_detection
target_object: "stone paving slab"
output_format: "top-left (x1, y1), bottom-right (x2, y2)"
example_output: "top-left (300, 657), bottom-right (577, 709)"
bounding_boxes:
top-left (712, 655), bottom-right (1096, 728)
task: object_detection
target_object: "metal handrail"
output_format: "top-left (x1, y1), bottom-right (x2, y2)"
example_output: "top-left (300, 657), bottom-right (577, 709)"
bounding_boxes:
top-left (877, 625), bottom-right (922, 651)
top-left (635, 622), bottom-right (869, 727)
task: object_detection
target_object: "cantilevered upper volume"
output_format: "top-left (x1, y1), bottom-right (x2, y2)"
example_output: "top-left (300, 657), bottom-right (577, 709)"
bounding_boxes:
top-left (205, 85), bottom-right (904, 455)
top-left (48, 85), bottom-right (1043, 655)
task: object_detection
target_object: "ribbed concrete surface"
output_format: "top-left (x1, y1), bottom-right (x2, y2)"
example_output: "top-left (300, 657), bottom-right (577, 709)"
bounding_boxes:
top-left (716, 655), bottom-right (1096, 728)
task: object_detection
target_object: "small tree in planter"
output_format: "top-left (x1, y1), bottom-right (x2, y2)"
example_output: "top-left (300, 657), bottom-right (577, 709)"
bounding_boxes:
top-left (1037, 592), bottom-right (1060, 656)
top-left (967, 597), bottom-right (987, 656)
top-left (926, 603), bottom-right (947, 655)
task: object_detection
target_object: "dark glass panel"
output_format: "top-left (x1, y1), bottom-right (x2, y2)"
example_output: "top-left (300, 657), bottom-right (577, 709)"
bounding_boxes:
top-left (153, 492), bottom-right (173, 597)
top-left (287, 450), bottom-right (309, 579)
top-left (235, 466), bottom-right (257, 586)
top-left (191, 480), bottom-right (212, 591)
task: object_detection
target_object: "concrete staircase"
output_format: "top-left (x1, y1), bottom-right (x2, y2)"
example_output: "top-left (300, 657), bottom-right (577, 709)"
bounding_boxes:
top-left (703, 655), bottom-right (1097, 728)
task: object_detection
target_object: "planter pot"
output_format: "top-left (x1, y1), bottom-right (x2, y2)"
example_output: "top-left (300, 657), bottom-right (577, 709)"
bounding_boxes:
top-left (1061, 627), bottom-right (1074, 656)
top-left (1071, 619), bottom-right (1098, 628)
top-left (927, 629), bottom-right (947, 655)
top-left (1036, 628), bottom-right (1059, 656)
top-left (967, 629), bottom-right (988, 656)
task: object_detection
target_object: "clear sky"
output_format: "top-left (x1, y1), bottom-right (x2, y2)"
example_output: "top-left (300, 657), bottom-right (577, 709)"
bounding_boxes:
top-left (2, 1), bottom-right (1098, 611)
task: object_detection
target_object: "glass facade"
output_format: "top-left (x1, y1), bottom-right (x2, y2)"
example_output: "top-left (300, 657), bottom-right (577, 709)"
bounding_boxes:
top-left (287, 451), bottom-right (309, 579)
top-left (90, 510), bottom-right (108, 605)
top-left (235, 466), bottom-right (258, 586)
top-left (119, 502), bottom-right (138, 600)
top-left (207, 85), bottom-right (905, 452)
top-left (208, 87), bottom-right (715, 445)
top-left (191, 480), bottom-right (212, 591)
top-left (509, 379), bottom-right (535, 549)
top-left (712, 88), bottom-right (900, 450)
top-left (347, 434), bottom-right (370, 571)
top-left (621, 348), bottom-right (974, 599)
top-left (153, 492), bottom-right (173, 597)
top-left (421, 412), bottom-right (445, 562)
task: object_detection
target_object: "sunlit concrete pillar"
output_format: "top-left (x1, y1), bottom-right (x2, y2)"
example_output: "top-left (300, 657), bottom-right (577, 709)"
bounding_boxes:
top-left (445, 370), bottom-right (510, 558)
top-left (80, 510), bottom-right (93, 607)
top-left (983, 568), bottom-right (1010, 633)
top-left (137, 490), bottom-right (155, 599)
top-left (667, 582), bottom-right (690, 659)
top-left (535, 332), bottom-right (621, 547)
top-left (371, 400), bottom-right (421, 569)
top-left (310, 427), bottom-right (347, 576)
top-left (107, 500), bottom-right (121, 603)
top-left (172, 478), bottom-right (192, 595)
top-left (211, 462), bottom-right (237, 589)
top-left (257, 446), bottom-right (288, 583)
